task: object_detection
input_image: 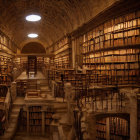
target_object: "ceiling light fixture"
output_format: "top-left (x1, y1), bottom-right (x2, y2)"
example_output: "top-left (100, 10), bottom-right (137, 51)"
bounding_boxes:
top-left (28, 33), bottom-right (38, 38)
top-left (26, 14), bottom-right (41, 22)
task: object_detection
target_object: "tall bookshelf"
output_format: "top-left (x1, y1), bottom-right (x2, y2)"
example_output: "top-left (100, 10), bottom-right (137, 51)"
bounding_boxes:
top-left (37, 57), bottom-right (44, 70)
top-left (0, 55), bottom-right (13, 86)
top-left (109, 117), bottom-right (129, 140)
top-left (96, 117), bottom-right (129, 140)
top-left (16, 80), bottom-right (27, 97)
top-left (19, 106), bottom-right (54, 136)
top-left (52, 36), bottom-right (72, 69)
top-left (81, 10), bottom-right (140, 86)
top-left (0, 33), bottom-right (17, 55)
top-left (29, 106), bottom-right (42, 135)
top-left (96, 118), bottom-right (106, 140)
top-left (27, 56), bottom-right (37, 76)
top-left (45, 107), bottom-right (54, 136)
top-left (0, 30), bottom-right (18, 86)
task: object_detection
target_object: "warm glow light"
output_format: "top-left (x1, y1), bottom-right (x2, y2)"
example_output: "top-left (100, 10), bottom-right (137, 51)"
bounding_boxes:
top-left (28, 33), bottom-right (38, 38)
top-left (26, 14), bottom-right (41, 22)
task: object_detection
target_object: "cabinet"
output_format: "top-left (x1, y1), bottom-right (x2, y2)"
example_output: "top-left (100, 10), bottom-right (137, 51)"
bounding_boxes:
top-left (19, 106), bottom-right (54, 136)
top-left (29, 106), bottom-right (42, 134)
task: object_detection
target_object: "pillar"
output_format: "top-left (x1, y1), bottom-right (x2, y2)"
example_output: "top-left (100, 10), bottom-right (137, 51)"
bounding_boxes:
top-left (86, 112), bottom-right (96, 140)
top-left (120, 88), bottom-right (138, 140)
top-left (10, 81), bottom-right (17, 101)
top-left (130, 90), bottom-right (137, 140)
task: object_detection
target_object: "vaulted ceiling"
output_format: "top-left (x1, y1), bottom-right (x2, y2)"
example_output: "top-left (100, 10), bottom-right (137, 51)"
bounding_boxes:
top-left (0, 0), bottom-right (120, 49)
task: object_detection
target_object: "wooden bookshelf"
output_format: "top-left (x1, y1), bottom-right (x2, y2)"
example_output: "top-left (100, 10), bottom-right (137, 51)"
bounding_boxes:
top-left (0, 33), bottom-right (17, 55)
top-left (81, 10), bottom-right (140, 86)
top-left (19, 106), bottom-right (54, 136)
top-left (96, 118), bottom-right (106, 140)
top-left (16, 80), bottom-right (27, 97)
top-left (96, 117), bottom-right (129, 140)
top-left (109, 117), bottom-right (129, 140)
top-left (29, 106), bottom-right (42, 135)
top-left (27, 56), bottom-right (37, 76)
top-left (45, 107), bottom-right (54, 136)
top-left (50, 36), bottom-right (72, 69)
top-left (0, 55), bottom-right (13, 86)
top-left (37, 57), bottom-right (44, 70)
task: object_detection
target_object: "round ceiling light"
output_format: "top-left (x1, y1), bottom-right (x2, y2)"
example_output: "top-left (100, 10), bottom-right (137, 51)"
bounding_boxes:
top-left (25, 14), bottom-right (41, 22)
top-left (28, 33), bottom-right (38, 38)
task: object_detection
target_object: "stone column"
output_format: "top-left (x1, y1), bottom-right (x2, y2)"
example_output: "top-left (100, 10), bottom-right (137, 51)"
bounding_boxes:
top-left (86, 112), bottom-right (96, 140)
top-left (64, 82), bottom-right (75, 122)
top-left (120, 88), bottom-right (139, 140)
top-left (129, 90), bottom-right (137, 140)
top-left (10, 81), bottom-right (17, 101)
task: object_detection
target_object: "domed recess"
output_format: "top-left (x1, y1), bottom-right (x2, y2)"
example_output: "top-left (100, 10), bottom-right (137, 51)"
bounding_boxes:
top-left (21, 42), bottom-right (46, 54)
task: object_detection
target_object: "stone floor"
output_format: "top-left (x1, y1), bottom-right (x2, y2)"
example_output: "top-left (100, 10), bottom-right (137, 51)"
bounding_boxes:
top-left (17, 71), bottom-right (46, 80)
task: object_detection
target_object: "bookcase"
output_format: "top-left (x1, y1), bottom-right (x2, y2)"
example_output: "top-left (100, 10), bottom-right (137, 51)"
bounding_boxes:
top-left (27, 56), bottom-right (37, 76)
top-left (29, 106), bottom-right (42, 135)
top-left (16, 80), bottom-right (27, 97)
top-left (96, 117), bottom-right (129, 140)
top-left (37, 57), bottom-right (44, 70)
top-left (0, 33), bottom-right (17, 55)
top-left (52, 36), bottom-right (72, 69)
top-left (96, 118), bottom-right (106, 140)
top-left (81, 10), bottom-right (140, 86)
top-left (19, 106), bottom-right (54, 136)
top-left (109, 117), bottom-right (129, 140)
top-left (0, 55), bottom-right (13, 86)
top-left (45, 107), bottom-right (54, 136)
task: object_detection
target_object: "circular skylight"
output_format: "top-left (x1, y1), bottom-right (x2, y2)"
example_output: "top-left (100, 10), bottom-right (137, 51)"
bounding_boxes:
top-left (26, 14), bottom-right (41, 22)
top-left (28, 33), bottom-right (38, 38)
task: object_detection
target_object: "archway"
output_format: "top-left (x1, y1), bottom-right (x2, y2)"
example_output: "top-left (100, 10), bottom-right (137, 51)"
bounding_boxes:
top-left (21, 42), bottom-right (46, 54)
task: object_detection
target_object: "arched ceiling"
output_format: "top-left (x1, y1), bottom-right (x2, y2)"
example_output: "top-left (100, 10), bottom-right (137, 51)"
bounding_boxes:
top-left (21, 42), bottom-right (46, 54)
top-left (0, 0), bottom-right (120, 49)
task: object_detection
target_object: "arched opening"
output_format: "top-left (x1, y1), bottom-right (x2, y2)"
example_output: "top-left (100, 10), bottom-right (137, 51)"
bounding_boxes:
top-left (95, 114), bottom-right (130, 140)
top-left (21, 42), bottom-right (46, 54)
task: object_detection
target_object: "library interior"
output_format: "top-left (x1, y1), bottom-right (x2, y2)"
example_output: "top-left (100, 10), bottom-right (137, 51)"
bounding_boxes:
top-left (0, 0), bottom-right (140, 140)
